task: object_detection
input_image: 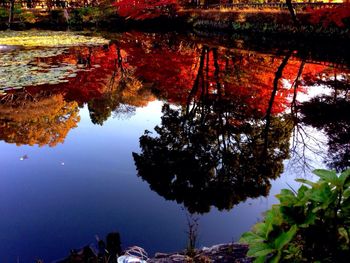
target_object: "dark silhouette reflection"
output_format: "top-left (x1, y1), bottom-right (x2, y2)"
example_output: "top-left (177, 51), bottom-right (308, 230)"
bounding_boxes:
top-left (133, 47), bottom-right (293, 213)
top-left (300, 71), bottom-right (350, 171)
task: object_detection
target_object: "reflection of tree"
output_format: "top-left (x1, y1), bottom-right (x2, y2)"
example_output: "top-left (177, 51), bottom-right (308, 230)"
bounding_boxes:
top-left (133, 47), bottom-right (293, 214)
top-left (88, 80), bottom-right (153, 125)
top-left (19, 43), bottom-right (155, 126)
top-left (0, 92), bottom-right (79, 147)
top-left (120, 32), bottom-right (315, 115)
top-left (300, 72), bottom-right (350, 171)
top-left (87, 46), bottom-right (154, 125)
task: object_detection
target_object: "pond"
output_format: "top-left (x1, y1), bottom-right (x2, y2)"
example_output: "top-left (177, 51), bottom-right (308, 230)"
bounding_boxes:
top-left (0, 30), bottom-right (349, 262)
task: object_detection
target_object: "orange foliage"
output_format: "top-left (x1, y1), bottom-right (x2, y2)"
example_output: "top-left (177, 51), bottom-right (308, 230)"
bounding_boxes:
top-left (0, 94), bottom-right (80, 147)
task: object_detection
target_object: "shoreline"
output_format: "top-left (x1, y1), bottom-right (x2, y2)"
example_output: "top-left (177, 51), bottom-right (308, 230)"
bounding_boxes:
top-left (0, 8), bottom-right (349, 39)
top-left (148, 243), bottom-right (252, 263)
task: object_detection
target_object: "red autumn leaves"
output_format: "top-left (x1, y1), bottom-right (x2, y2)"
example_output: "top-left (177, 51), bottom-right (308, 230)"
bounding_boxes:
top-left (113, 0), bottom-right (179, 20)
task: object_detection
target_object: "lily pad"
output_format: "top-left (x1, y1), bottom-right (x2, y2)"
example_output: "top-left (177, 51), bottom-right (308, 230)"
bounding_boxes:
top-left (0, 31), bottom-right (110, 47)
top-left (0, 31), bottom-right (111, 90)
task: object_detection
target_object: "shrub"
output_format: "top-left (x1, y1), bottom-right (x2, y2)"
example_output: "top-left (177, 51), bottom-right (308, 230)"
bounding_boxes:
top-left (0, 7), bottom-right (8, 20)
top-left (19, 11), bottom-right (36, 23)
top-left (240, 169), bottom-right (350, 262)
top-left (69, 7), bottom-right (103, 25)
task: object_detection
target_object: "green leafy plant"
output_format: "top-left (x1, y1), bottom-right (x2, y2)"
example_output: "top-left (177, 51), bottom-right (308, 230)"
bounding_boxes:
top-left (18, 11), bottom-right (36, 23)
top-left (69, 7), bottom-right (103, 26)
top-left (240, 169), bottom-right (350, 262)
top-left (0, 7), bottom-right (8, 20)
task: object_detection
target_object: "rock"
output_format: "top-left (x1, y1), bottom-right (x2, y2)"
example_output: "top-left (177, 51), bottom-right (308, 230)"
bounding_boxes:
top-left (154, 253), bottom-right (170, 258)
top-left (0, 45), bottom-right (22, 52)
top-left (148, 243), bottom-right (252, 263)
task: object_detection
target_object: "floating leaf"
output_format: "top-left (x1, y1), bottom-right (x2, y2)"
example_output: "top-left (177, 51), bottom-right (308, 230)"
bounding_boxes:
top-left (0, 31), bottom-right (110, 91)
top-left (0, 31), bottom-right (109, 47)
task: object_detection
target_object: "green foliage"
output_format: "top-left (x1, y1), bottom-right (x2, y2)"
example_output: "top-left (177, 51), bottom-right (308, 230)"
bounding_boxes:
top-left (0, 5), bottom-right (23, 21)
top-left (0, 8), bottom-right (8, 19)
top-left (13, 4), bottom-right (23, 16)
top-left (69, 7), bottom-right (103, 25)
top-left (240, 169), bottom-right (350, 262)
top-left (18, 11), bottom-right (36, 23)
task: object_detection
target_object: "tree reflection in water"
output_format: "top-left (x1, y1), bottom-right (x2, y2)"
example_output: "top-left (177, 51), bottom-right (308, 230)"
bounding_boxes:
top-left (133, 46), bottom-right (295, 214)
top-left (300, 69), bottom-right (350, 172)
top-left (2, 31), bottom-right (350, 262)
top-left (128, 34), bottom-right (349, 213)
top-left (0, 91), bottom-right (80, 147)
top-left (1, 32), bottom-right (349, 205)
top-left (88, 47), bottom-right (153, 125)
top-left (0, 43), bottom-right (154, 146)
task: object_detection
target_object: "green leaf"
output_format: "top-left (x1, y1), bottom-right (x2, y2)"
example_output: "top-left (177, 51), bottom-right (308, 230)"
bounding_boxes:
top-left (253, 256), bottom-right (266, 263)
top-left (309, 182), bottom-right (332, 203)
top-left (265, 206), bottom-right (283, 226)
top-left (276, 189), bottom-right (296, 206)
top-left (338, 227), bottom-right (349, 244)
top-left (297, 185), bottom-right (309, 199)
top-left (300, 212), bottom-right (316, 228)
top-left (313, 169), bottom-right (339, 186)
top-left (296, 178), bottom-right (316, 187)
top-left (340, 169), bottom-right (350, 187)
top-left (269, 251), bottom-right (282, 263)
top-left (263, 206), bottom-right (283, 238)
top-left (280, 206), bottom-right (304, 225)
top-left (239, 231), bottom-right (264, 244)
top-left (341, 198), bottom-right (350, 221)
top-left (247, 242), bottom-right (275, 257)
top-left (252, 223), bottom-right (268, 237)
top-left (343, 188), bottom-right (350, 199)
top-left (274, 225), bottom-right (298, 250)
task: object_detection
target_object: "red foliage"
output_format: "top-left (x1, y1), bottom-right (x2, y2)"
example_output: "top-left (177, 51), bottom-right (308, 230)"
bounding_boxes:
top-left (307, 3), bottom-right (350, 27)
top-left (119, 33), bottom-right (199, 103)
top-left (116, 33), bottom-right (326, 117)
top-left (23, 44), bottom-right (125, 104)
top-left (113, 0), bottom-right (179, 20)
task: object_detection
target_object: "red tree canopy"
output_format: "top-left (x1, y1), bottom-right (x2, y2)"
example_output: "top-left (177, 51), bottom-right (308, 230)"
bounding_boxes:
top-left (113, 0), bottom-right (179, 20)
top-left (307, 3), bottom-right (350, 27)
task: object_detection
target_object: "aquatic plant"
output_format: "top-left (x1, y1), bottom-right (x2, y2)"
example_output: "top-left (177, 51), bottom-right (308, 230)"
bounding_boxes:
top-left (0, 48), bottom-right (78, 90)
top-left (0, 31), bottom-right (110, 91)
top-left (0, 31), bottom-right (109, 47)
top-left (240, 169), bottom-right (350, 262)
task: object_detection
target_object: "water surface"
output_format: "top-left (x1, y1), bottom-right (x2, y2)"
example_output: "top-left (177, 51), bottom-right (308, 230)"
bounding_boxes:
top-left (0, 30), bottom-right (349, 262)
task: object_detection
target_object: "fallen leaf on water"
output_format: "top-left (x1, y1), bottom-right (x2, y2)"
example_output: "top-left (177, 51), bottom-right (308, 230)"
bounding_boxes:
top-left (20, 154), bottom-right (28, 161)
